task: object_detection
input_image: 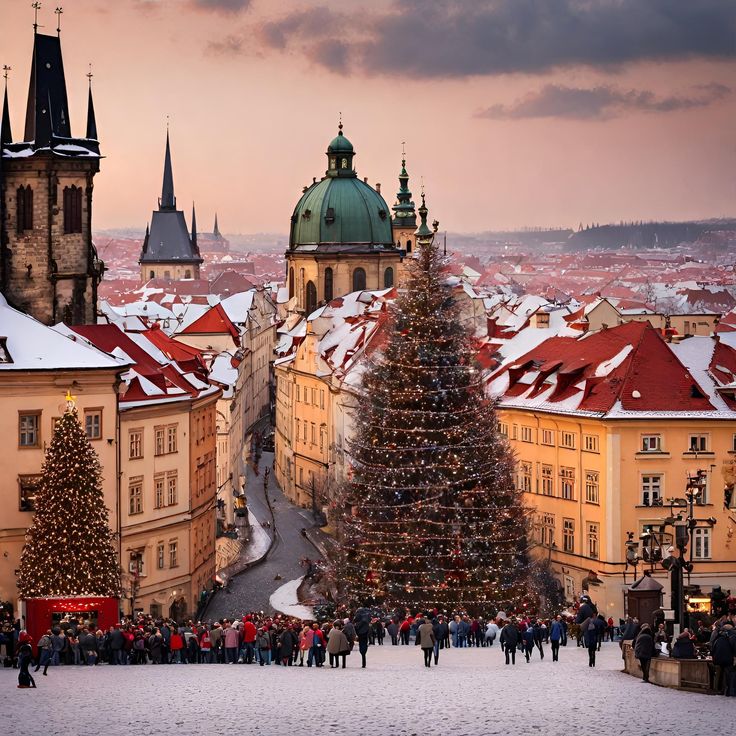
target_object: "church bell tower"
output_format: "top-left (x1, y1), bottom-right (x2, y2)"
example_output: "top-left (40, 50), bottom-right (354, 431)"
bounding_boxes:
top-left (0, 20), bottom-right (103, 325)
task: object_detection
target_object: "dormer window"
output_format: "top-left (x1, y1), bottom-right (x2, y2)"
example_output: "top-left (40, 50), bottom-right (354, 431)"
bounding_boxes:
top-left (325, 207), bottom-right (335, 224)
top-left (378, 209), bottom-right (387, 220)
top-left (302, 209), bottom-right (312, 220)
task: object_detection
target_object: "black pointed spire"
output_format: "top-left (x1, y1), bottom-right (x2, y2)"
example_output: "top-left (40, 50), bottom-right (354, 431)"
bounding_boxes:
top-left (86, 69), bottom-right (97, 140)
top-left (191, 202), bottom-right (198, 253)
top-left (160, 128), bottom-right (175, 210)
top-left (213, 212), bottom-right (221, 239)
top-left (141, 222), bottom-right (150, 256)
top-left (1, 73), bottom-right (12, 145)
top-left (24, 33), bottom-right (72, 145)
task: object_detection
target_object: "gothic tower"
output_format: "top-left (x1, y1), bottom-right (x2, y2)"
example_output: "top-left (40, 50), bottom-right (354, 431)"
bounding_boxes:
top-left (0, 29), bottom-right (103, 325)
top-left (139, 131), bottom-right (202, 282)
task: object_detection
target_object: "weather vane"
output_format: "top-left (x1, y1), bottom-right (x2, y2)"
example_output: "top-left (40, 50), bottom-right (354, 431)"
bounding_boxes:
top-left (87, 62), bottom-right (93, 86)
top-left (55, 6), bottom-right (63, 35)
top-left (32, 2), bottom-right (42, 33)
top-left (338, 111), bottom-right (342, 131)
top-left (2, 65), bottom-right (10, 83)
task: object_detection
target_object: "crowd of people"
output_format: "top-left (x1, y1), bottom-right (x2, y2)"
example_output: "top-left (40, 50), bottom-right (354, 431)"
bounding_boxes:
top-left (623, 612), bottom-right (736, 695)
top-left (4, 597), bottom-right (735, 695)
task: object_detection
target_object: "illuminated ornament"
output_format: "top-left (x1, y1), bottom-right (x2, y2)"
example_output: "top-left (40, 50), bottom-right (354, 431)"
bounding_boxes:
top-left (65, 389), bottom-right (77, 410)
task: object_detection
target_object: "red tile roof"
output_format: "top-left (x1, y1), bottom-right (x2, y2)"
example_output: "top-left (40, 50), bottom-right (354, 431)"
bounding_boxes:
top-left (179, 302), bottom-right (240, 344)
top-left (491, 320), bottom-right (714, 414)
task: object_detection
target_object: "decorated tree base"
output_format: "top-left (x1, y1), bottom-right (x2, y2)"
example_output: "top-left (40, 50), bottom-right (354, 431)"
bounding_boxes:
top-left (24, 596), bottom-right (119, 648)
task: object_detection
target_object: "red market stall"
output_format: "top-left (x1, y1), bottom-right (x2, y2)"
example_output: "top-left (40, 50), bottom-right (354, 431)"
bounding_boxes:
top-left (23, 597), bottom-right (119, 648)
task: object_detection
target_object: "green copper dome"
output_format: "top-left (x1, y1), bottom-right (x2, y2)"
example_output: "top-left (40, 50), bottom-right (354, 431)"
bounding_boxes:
top-left (328, 125), bottom-right (354, 153)
top-left (289, 126), bottom-right (394, 249)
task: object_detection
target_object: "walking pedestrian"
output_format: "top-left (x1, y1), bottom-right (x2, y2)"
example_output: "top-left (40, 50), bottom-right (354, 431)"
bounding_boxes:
top-left (326, 621), bottom-right (350, 669)
top-left (633, 623), bottom-right (655, 682)
top-left (353, 607), bottom-right (371, 668)
top-left (549, 616), bottom-right (563, 662)
top-left (500, 620), bottom-right (519, 665)
top-left (417, 616), bottom-right (436, 668)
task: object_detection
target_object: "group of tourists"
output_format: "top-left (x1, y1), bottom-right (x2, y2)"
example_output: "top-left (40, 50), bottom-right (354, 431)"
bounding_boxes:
top-left (625, 612), bottom-right (736, 696)
top-left (6, 598), bottom-right (735, 693)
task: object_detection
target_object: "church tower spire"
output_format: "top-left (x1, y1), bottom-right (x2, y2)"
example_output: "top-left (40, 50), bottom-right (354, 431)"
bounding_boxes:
top-left (391, 145), bottom-right (417, 260)
top-left (191, 202), bottom-right (199, 255)
top-left (1, 69), bottom-right (12, 145)
top-left (86, 68), bottom-right (97, 140)
top-left (160, 127), bottom-right (175, 210)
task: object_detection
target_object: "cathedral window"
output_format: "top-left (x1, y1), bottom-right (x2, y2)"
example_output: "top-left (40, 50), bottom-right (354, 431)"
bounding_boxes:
top-left (352, 267), bottom-right (366, 292)
top-left (16, 185), bottom-right (33, 232)
top-left (324, 267), bottom-right (333, 302)
top-left (384, 267), bottom-right (394, 288)
top-left (306, 281), bottom-right (317, 315)
top-left (63, 185), bottom-right (83, 234)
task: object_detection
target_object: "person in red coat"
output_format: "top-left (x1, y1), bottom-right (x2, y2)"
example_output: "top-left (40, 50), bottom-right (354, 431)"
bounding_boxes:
top-left (169, 632), bottom-right (184, 664)
top-left (242, 617), bottom-right (257, 664)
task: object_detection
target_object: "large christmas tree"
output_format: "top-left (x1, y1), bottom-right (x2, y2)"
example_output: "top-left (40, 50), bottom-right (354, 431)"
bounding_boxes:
top-left (340, 197), bottom-right (529, 613)
top-left (18, 396), bottom-right (120, 598)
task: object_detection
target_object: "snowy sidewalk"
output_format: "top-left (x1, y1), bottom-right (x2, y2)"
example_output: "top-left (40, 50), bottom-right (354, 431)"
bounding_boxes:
top-left (4, 643), bottom-right (730, 736)
top-left (268, 575), bottom-right (314, 619)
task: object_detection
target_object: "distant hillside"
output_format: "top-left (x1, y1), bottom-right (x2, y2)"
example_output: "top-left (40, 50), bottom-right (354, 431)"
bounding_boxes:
top-left (565, 219), bottom-right (736, 251)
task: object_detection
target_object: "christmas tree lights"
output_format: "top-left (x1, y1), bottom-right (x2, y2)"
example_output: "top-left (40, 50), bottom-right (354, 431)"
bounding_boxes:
top-left (339, 196), bottom-right (530, 613)
top-left (18, 394), bottom-right (121, 599)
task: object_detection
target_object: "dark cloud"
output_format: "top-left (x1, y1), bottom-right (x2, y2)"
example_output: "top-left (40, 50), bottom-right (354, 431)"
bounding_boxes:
top-left (230, 0), bottom-right (736, 78)
top-left (478, 83), bottom-right (732, 121)
top-left (192, 0), bottom-right (250, 12)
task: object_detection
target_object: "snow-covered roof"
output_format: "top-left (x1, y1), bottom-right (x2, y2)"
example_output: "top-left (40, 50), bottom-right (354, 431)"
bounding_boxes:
top-left (0, 295), bottom-right (128, 372)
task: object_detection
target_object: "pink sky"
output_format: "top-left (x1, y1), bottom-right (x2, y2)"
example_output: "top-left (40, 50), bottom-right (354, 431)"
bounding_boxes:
top-left (2, 0), bottom-right (735, 234)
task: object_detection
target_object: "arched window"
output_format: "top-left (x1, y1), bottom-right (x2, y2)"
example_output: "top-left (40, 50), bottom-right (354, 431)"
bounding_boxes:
top-left (63, 185), bottom-right (83, 234)
top-left (341, 158), bottom-right (348, 169)
top-left (288, 267), bottom-right (295, 299)
top-left (16, 185), bottom-right (33, 233)
top-left (149, 270), bottom-right (155, 280)
top-left (324, 267), bottom-right (333, 303)
top-left (406, 239), bottom-right (412, 253)
top-left (352, 267), bottom-right (366, 292)
top-left (306, 281), bottom-right (317, 315)
top-left (329, 157), bottom-right (336, 170)
top-left (384, 267), bottom-right (394, 288)
top-left (299, 268), bottom-right (305, 307)
top-left (184, 269), bottom-right (191, 279)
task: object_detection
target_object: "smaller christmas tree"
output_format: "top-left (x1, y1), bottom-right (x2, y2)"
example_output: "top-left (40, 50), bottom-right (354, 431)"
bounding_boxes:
top-left (18, 393), bottom-right (120, 599)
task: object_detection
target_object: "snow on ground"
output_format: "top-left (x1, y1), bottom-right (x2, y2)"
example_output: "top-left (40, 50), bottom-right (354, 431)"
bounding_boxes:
top-left (268, 575), bottom-right (314, 619)
top-left (4, 643), bottom-right (731, 736)
top-left (241, 509), bottom-right (271, 566)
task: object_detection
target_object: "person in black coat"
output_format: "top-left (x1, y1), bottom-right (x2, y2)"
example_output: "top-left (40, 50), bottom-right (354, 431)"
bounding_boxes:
top-left (711, 624), bottom-right (736, 695)
top-left (575, 596), bottom-right (597, 625)
top-left (633, 624), bottom-right (655, 682)
top-left (353, 608), bottom-right (371, 668)
top-left (17, 642), bottom-right (36, 688)
top-left (499, 620), bottom-right (519, 665)
top-left (671, 631), bottom-right (696, 660)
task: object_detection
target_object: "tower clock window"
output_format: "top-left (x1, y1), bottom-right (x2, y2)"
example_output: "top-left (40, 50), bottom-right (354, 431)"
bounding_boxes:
top-left (16, 185), bottom-right (33, 232)
top-left (352, 267), bottom-right (366, 292)
top-left (63, 185), bottom-right (83, 234)
top-left (324, 268), bottom-right (333, 302)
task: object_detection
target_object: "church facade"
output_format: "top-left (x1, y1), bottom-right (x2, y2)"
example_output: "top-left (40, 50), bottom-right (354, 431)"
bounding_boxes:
top-left (0, 31), bottom-right (103, 326)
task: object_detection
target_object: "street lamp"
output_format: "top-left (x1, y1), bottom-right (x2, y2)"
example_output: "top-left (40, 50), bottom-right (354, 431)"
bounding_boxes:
top-left (660, 469), bottom-right (717, 630)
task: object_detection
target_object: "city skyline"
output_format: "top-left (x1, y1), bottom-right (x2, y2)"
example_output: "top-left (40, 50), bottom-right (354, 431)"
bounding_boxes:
top-left (1, 0), bottom-right (735, 234)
